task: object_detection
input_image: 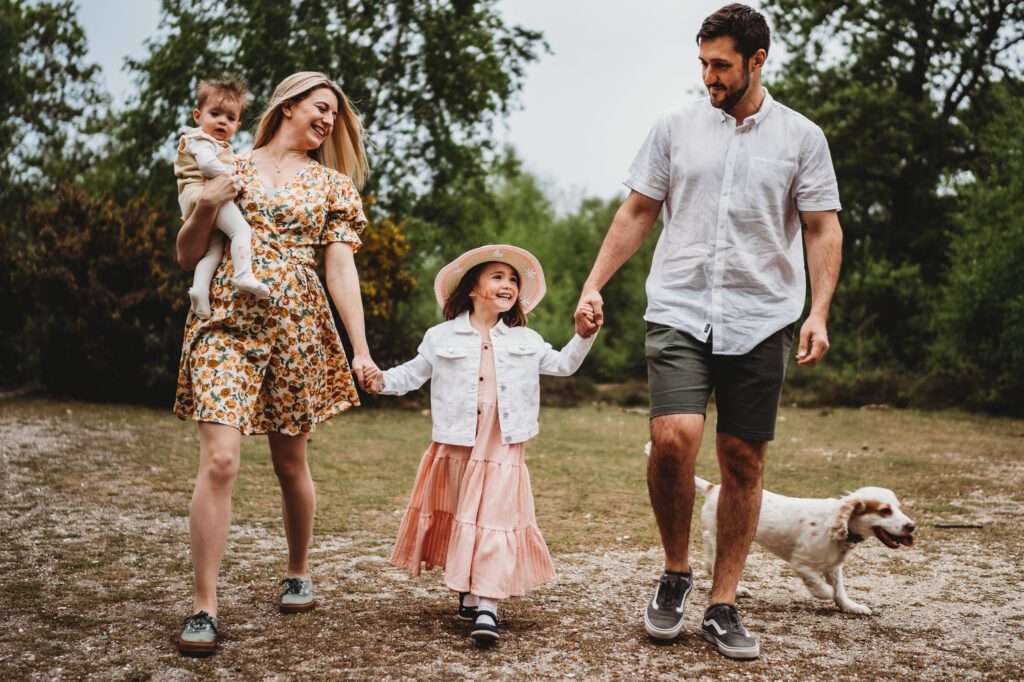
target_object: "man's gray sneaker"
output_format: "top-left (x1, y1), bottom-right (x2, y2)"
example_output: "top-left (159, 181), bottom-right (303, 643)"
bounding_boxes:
top-left (643, 570), bottom-right (693, 639)
top-left (701, 603), bottom-right (760, 659)
top-left (177, 611), bottom-right (218, 655)
top-left (279, 577), bottom-right (315, 613)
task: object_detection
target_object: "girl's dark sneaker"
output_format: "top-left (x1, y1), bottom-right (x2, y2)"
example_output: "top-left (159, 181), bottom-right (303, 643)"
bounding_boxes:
top-left (701, 603), bottom-right (760, 659)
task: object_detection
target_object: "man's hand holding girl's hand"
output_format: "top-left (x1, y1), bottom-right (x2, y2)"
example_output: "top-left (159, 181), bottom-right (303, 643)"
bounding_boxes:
top-left (575, 300), bottom-right (603, 339)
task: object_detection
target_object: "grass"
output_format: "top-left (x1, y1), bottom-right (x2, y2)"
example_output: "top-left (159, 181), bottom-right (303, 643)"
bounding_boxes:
top-left (1, 397), bottom-right (1022, 678)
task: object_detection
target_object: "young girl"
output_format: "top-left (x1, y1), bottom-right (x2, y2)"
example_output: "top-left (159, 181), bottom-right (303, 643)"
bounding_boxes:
top-left (174, 77), bottom-right (270, 319)
top-left (365, 244), bottom-right (599, 643)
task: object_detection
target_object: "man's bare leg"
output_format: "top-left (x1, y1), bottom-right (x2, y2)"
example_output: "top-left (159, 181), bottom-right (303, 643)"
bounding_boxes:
top-left (708, 432), bottom-right (766, 605)
top-left (648, 414), bottom-right (705, 571)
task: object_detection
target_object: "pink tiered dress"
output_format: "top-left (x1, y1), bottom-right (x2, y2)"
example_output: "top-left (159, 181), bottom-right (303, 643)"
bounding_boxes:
top-left (389, 339), bottom-right (555, 599)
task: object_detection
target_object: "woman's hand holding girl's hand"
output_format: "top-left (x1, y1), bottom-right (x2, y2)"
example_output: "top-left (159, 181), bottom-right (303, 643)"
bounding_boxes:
top-left (576, 303), bottom-right (602, 339)
top-left (351, 354), bottom-right (377, 391)
top-left (359, 363), bottom-right (384, 394)
top-left (362, 365), bottom-right (384, 394)
top-left (197, 172), bottom-right (243, 208)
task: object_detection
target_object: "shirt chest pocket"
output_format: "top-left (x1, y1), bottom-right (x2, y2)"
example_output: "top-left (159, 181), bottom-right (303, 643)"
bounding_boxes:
top-left (744, 156), bottom-right (796, 209)
top-left (435, 346), bottom-right (471, 360)
top-left (504, 344), bottom-right (542, 371)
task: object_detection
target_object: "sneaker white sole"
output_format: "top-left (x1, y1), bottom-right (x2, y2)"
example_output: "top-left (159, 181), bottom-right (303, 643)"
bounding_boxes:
top-left (702, 631), bottom-right (760, 659)
top-left (280, 600), bottom-right (316, 613)
top-left (643, 584), bottom-right (691, 640)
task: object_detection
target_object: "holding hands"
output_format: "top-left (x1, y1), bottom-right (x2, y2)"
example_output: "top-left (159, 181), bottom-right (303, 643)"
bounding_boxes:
top-left (574, 289), bottom-right (604, 338)
top-left (362, 364), bottom-right (384, 394)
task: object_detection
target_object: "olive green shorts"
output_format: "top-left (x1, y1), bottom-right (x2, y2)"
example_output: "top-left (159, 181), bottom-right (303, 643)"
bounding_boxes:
top-left (645, 322), bottom-right (794, 442)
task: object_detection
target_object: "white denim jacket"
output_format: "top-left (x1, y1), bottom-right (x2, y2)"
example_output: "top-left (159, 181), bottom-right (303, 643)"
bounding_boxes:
top-left (380, 312), bottom-right (597, 446)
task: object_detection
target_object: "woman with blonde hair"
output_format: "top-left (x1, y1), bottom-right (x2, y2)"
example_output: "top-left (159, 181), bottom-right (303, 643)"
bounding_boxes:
top-left (172, 71), bottom-right (376, 655)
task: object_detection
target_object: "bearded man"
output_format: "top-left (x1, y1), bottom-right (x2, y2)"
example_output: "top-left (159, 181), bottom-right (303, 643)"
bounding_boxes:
top-left (573, 3), bottom-right (843, 660)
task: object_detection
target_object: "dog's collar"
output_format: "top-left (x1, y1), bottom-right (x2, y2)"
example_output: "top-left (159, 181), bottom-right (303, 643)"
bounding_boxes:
top-left (846, 531), bottom-right (865, 544)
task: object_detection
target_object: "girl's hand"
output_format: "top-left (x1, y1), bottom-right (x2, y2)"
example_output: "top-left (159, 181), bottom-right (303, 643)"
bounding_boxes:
top-left (363, 364), bottom-right (384, 394)
top-left (351, 353), bottom-right (376, 390)
top-left (575, 290), bottom-right (604, 337)
top-left (576, 303), bottom-right (602, 339)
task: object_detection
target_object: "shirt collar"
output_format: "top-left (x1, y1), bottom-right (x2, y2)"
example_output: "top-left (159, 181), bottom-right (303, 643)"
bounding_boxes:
top-left (453, 310), bottom-right (509, 336)
top-left (716, 88), bottom-right (774, 127)
top-left (453, 311), bottom-right (475, 333)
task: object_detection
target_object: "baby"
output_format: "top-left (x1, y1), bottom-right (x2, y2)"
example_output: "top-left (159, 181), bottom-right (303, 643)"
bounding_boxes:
top-left (174, 78), bottom-right (269, 319)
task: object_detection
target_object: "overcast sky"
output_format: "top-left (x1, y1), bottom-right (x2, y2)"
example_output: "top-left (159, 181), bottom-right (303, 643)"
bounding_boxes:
top-left (78, 0), bottom-right (774, 202)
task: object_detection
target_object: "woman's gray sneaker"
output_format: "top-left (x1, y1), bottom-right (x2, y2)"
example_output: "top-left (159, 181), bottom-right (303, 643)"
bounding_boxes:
top-left (177, 611), bottom-right (218, 655)
top-left (701, 603), bottom-right (760, 659)
top-left (643, 570), bottom-right (693, 640)
top-left (279, 577), bottom-right (315, 613)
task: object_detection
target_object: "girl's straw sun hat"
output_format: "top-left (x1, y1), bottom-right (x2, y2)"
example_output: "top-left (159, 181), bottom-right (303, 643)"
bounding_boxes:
top-left (434, 244), bottom-right (547, 313)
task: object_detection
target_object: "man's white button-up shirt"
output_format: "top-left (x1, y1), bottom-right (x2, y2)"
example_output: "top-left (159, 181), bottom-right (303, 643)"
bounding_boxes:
top-left (625, 90), bottom-right (841, 355)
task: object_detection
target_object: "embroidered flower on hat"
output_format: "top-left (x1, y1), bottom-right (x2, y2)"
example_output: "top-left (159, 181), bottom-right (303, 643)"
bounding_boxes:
top-left (524, 267), bottom-right (537, 279)
top-left (492, 248), bottom-right (504, 258)
top-left (520, 295), bottom-right (532, 307)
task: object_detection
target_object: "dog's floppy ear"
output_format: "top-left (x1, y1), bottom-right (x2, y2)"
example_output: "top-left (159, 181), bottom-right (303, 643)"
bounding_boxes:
top-left (828, 494), bottom-right (866, 540)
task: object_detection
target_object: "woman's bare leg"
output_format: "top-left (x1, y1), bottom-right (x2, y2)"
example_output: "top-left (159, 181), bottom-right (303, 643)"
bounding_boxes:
top-left (268, 431), bottom-right (314, 577)
top-left (190, 422), bottom-right (242, 616)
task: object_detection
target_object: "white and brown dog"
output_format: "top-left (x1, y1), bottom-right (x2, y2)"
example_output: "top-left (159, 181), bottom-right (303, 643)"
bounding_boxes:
top-left (696, 476), bottom-right (915, 615)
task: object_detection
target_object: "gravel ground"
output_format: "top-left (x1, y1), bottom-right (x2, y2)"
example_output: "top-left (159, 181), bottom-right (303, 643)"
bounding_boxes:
top-left (1, 410), bottom-right (1022, 680)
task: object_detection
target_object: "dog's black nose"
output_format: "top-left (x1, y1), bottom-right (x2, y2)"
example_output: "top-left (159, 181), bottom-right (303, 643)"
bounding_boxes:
top-left (905, 522), bottom-right (915, 534)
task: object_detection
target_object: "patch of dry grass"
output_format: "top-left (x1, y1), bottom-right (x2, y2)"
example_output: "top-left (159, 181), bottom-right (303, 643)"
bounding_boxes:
top-left (1, 398), bottom-right (1022, 679)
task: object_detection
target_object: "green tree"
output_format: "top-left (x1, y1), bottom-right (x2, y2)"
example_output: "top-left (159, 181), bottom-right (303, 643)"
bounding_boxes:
top-left (764, 0), bottom-right (1024, 372)
top-left (766, 0), bottom-right (1024, 277)
top-left (0, 0), bottom-right (105, 386)
top-left (932, 82), bottom-right (1024, 414)
top-left (102, 0), bottom-right (545, 235)
top-left (0, 0), bottom-right (105, 221)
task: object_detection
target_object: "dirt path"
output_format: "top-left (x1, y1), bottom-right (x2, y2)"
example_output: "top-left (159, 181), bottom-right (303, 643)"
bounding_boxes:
top-left (1, 409), bottom-right (1022, 680)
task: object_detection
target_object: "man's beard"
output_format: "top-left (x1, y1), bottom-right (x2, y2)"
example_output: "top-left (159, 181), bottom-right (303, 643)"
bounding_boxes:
top-left (709, 67), bottom-right (751, 112)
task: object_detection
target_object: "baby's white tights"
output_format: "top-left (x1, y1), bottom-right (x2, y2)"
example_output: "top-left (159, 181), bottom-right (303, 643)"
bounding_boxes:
top-left (189, 202), bottom-right (269, 318)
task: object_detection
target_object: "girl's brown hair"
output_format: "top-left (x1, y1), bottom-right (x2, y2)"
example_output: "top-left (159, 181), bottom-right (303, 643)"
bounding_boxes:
top-left (442, 262), bottom-right (528, 327)
top-left (252, 71), bottom-right (369, 189)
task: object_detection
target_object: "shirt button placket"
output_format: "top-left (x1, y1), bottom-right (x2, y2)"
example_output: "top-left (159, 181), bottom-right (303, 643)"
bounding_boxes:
top-left (711, 132), bottom-right (740, 352)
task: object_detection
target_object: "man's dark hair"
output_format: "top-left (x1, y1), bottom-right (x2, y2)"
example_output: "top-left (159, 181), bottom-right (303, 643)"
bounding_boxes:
top-left (696, 3), bottom-right (770, 61)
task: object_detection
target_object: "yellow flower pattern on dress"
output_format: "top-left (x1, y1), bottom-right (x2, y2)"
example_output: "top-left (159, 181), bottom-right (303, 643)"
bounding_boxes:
top-left (173, 154), bottom-right (367, 435)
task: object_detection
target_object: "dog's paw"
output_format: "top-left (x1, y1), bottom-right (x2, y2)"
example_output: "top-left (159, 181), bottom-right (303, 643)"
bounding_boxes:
top-left (736, 584), bottom-right (753, 599)
top-left (839, 601), bottom-right (872, 616)
top-left (806, 584), bottom-right (835, 600)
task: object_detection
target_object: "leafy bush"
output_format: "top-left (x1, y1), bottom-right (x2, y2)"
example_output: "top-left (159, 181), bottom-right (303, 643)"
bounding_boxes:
top-left (12, 184), bottom-right (187, 403)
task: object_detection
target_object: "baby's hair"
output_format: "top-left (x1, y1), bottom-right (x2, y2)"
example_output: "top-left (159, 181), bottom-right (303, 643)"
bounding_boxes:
top-left (196, 77), bottom-right (249, 113)
top-left (443, 261), bottom-right (528, 328)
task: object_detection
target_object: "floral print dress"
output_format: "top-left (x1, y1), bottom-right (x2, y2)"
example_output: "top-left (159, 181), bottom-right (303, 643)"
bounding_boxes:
top-left (173, 154), bottom-right (367, 435)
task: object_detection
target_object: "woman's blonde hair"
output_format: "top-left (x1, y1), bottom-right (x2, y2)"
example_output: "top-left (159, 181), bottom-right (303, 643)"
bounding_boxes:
top-left (253, 71), bottom-right (369, 189)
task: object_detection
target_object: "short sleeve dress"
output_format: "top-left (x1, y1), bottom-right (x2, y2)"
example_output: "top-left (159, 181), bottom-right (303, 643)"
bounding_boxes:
top-left (173, 154), bottom-right (367, 435)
